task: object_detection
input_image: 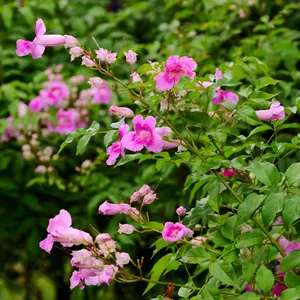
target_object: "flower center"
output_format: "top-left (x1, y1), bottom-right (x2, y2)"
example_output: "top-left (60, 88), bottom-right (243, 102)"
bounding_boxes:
top-left (136, 130), bottom-right (152, 141)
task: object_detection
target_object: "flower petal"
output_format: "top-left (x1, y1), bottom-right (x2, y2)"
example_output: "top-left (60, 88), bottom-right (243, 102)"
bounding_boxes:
top-left (35, 18), bottom-right (46, 36)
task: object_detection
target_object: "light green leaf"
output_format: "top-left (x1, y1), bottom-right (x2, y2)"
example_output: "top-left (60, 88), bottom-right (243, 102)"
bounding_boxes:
top-left (279, 250), bottom-right (300, 272)
top-left (209, 261), bottom-right (238, 288)
top-left (284, 272), bottom-right (300, 288)
top-left (261, 193), bottom-right (284, 226)
top-left (255, 77), bottom-right (281, 90)
top-left (255, 265), bottom-right (274, 293)
top-left (236, 230), bottom-right (265, 248)
top-left (237, 106), bottom-right (261, 126)
top-left (104, 130), bottom-right (118, 148)
top-left (248, 125), bottom-right (273, 138)
top-left (201, 284), bottom-right (223, 300)
top-left (249, 91), bottom-right (278, 102)
top-left (58, 128), bottom-right (86, 154)
top-left (236, 292), bottom-right (260, 300)
top-left (280, 287), bottom-right (300, 300)
top-left (282, 195), bottom-right (300, 228)
top-left (181, 248), bottom-right (210, 264)
top-left (254, 162), bottom-right (281, 186)
top-left (285, 163), bottom-right (300, 186)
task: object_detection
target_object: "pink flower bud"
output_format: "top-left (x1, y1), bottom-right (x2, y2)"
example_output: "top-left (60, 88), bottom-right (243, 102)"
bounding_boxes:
top-left (95, 233), bottom-right (112, 244)
top-left (124, 50), bottom-right (138, 65)
top-left (190, 236), bottom-right (208, 248)
top-left (98, 201), bottom-right (131, 215)
top-left (109, 105), bottom-right (134, 118)
top-left (116, 252), bottom-right (130, 268)
top-left (35, 165), bottom-right (47, 173)
top-left (118, 223), bottom-right (135, 234)
top-left (81, 160), bottom-right (92, 169)
top-left (142, 191), bottom-right (156, 206)
top-left (130, 72), bottom-right (142, 83)
top-left (70, 47), bottom-right (83, 61)
top-left (220, 168), bottom-right (238, 178)
top-left (95, 48), bottom-right (108, 61)
top-left (138, 184), bottom-right (151, 196)
top-left (81, 56), bottom-right (95, 68)
top-left (162, 222), bottom-right (193, 242)
top-left (64, 35), bottom-right (79, 48)
top-left (106, 52), bottom-right (117, 64)
top-left (130, 191), bottom-right (141, 203)
top-left (256, 102), bottom-right (285, 121)
top-left (176, 206), bottom-right (186, 216)
top-left (88, 77), bottom-right (105, 88)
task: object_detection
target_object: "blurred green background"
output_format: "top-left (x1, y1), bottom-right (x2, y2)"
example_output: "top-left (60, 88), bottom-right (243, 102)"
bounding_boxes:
top-left (0, 0), bottom-right (299, 299)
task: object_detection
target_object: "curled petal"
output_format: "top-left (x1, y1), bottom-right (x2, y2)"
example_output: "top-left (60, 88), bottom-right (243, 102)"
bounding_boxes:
top-left (155, 73), bottom-right (174, 91)
top-left (35, 18), bottom-right (46, 36)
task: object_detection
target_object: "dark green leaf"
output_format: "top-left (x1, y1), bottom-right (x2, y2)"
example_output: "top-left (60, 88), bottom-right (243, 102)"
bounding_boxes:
top-left (209, 261), bottom-right (238, 288)
top-left (254, 162), bottom-right (281, 186)
top-left (261, 193), bottom-right (284, 226)
top-left (236, 230), bottom-right (265, 248)
top-left (279, 251), bottom-right (300, 272)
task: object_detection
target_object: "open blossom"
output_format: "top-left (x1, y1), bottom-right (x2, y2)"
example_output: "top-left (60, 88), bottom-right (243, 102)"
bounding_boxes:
top-left (98, 201), bottom-right (131, 215)
top-left (162, 222), bottom-right (193, 242)
top-left (29, 96), bottom-right (46, 112)
top-left (220, 168), bottom-right (238, 178)
top-left (44, 81), bottom-right (70, 105)
top-left (16, 18), bottom-right (65, 59)
top-left (202, 68), bottom-right (239, 105)
top-left (55, 109), bottom-right (85, 134)
top-left (118, 223), bottom-right (135, 234)
top-left (106, 123), bottom-right (130, 165)
top-left (116, 252), bottom-right (131, 268)
top-left (130, 72), bottom-right (143, 83)
top-left (35, 165), bottom-right (47, 173)
top-left (39, 209), bottom-right (93, 253)
top-left (109, 105), bottom-right (134, 118)
top-left (155, 55), bottom-right (197, 91)
top-left (121, 115), bottom-right (163, 153)
top-left (70, 264), bottom-right (117, 290)
top-left (70, 47), bottom-right (84, 61)
top-left (255, 102), bottom-right (285, 121)
top-left (124, 50), bottom-right (138, 65)
top-left (90, 85), bottom-right (112, 104)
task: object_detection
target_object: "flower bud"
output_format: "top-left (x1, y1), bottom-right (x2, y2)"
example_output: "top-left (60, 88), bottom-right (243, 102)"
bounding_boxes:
top-left (64, 35), bottom-right (79, 48)
top-left (142, 191), bottom-right (156, 206)
top-left (70, 47), bottom-right (84, 61)
top-left (130, 191), bottom-right (141, 203)
top-left (176, 206), bottom-right (186, 216)
top-left (35, 165), bottom-right (47, 173)
top-left (109, 105), bottom-right (134, 118)
top-left (118, 223), bottom-right (135, 234)
top-left (81, 56), bottom-right (95, 68)
top-left (124, 50), bottom-right (138, 65)
top-left (130, 72), bottom-right (142, 83)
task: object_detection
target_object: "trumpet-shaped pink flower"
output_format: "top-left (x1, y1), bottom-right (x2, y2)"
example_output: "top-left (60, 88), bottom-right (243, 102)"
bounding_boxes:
top-left (16, 18), bottom-right (65, 59)
top-left (272, 283), bottom-right (287, 297)
top-left (106, 123), bottom-right (130, 165)
top-left (255, 102), bottom-right (285, 121)
top-left (98, 201), bottom-right (131, 215)
top-left (285, 241), bottom-right (300, 255)
top-left (155, 55), bottom-right (197, 91)
top-left (39, 209), bottom-right (93, 253)
top-left (121, 115), bottom-right (163, 153)
top-left (202, 68), bottom-right (239, 105)
top-left (162, 222), bottom-right (193, 242)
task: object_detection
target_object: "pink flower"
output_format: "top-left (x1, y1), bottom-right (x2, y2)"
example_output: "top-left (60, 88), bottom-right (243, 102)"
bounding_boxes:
top-left (39, 209), bottom-right (93, 253)
top-left (285, 241), bottom-right (300, 255)
top-left (130, 191), bottom-right (141, 203)
top-left (64, 35), bottom-right (79, 48)
top-left (98, 201), bottom-right (131, 215)
top-left (118, 223), bottom-right (135, 234)
top-left (220, 169), bottom-right (238, 178)
top-left (28, 96), bottom-right (46, 112)
top-left (95, 233), bottom-right (112, 244)
top-left (16, 18), bottom-right (65, 59)
top-left (130, 72), bottom-right (143, 83)
top-left (176, 206), bottom-right (186, 216)
top-left (106, 52), bottom-right (117, 64)
top-left (255, 102), bottom-right (285, 121)
top-left (155, 55), bottom-right (197, 91)
top-left (278, 236), bottom-right (290, 251)
top-left (44, 81), bottom-right (69, 105)
top-left (138, 184), bottom-right (151, 196)
top-left (109, 105), bottom-right (134, 118)
top-left (18, 102), bottom-right (28, 117)
top-left (121, 115), bottom-right (163, 153)
top-left (90, 86), bottom-right (112, 105)
top-left (1, 117), bottom-right (21, 142)
top-left (95, 48), bottom-right (117, 64)
top-left (82, 56), bottom-right (96, 68)
top-left (55, 109), bottom-right (84, 134)
top-left (106, 123), bottom-right (130, 165)
top-left (124, 50), bottom-right (138, 65)
top-left (116, 252), bottom-right (131, 268)
top-left (71, 249), bottom-right (104, 270)
top-left (202, 68), bottom-right (239, 105)
top-left (156, 126), bottom-right (180, 149)
top-left (142, 191), bottom-right (156, 206)
top-left (88, 77), bottom-right (105, 88)
top-left (69, 47), bottom-right (84, 61)
top-left (272, 283), bottom-right (287, 297)
top-left (162, 222), bottom-right (193, 242)
top-left (35, 165), bottom-right (47, 173)
top-left (69, 75), bottom-right (86, 84)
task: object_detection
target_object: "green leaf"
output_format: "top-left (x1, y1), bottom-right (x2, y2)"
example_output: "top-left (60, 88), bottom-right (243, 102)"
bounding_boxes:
top-left (242, 261), bottom-right (258, 281)
top-left (2, 4), bottom-right (13, 28)
top-left (201, 284), bottom-right (223, 300)
top-left (280, 287), bottom-right (300, 300)
top-left (181, 248), bottom-right (210, 264)
top-left (114, 153), bottom-right (144, 167)
top-left (58, 128), bottom-right (86, 154)
top-left (254, 162), bottom-right (281, 186)
top-left (249, 91), bottom-right (278, 102)
top-left (255, 77), bottom-right (281, 90)
top-left (282, 195), bottom-right (300, 228)
top-left (279, 251), bottom-right (300, 272)
top-left (237, 106), bottom-right (261, 126)
top-left (143, 254), bottom-right (174, 295)
top-left (103, 130), bottom-right (118, 148)
top-left (285, 163), bottom-right (300, 186)
top-left (248, 125), bottom-right (273, 138)
top-left (236, 193), bottom-right (265, 225)
top-left (142, 222), bottom-right (164, 231)
top-left (236, 292), bottom-right (260, 300)
top-left (221, 215), bottom-right (237, 240)
top-left (284, 272), bottom-right (300, 288)
top-left (255, 265), bottom-right (274, 293)
top-left (261, 193), bottom-right (284, 226)
top-left (208, 181), bottom-right (226, 212)
top-left (236, 230), bottom-right (265, 248)
top-left (76, 134), bottom-right (92, 155)
top-left (110, 117), bottom-right (125, 129)
top-left (209, 261), bottom-right (238, 288)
